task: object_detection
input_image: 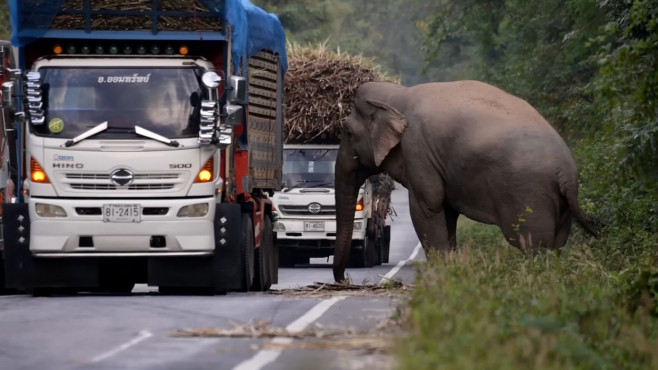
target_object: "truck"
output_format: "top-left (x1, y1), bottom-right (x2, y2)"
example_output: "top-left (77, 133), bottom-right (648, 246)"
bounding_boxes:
top-left (0, 0), bottom-right (287, 295)
top-left (271, 143), bottom-right (391, 268)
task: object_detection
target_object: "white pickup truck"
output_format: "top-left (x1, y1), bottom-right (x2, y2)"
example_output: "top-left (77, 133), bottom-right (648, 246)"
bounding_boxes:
top-left (272, 144), bottom-right (390, 267)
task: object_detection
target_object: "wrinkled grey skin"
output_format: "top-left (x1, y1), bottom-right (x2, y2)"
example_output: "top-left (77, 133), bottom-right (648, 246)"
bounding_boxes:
top-left (333, 80), bottom-right (596, 282)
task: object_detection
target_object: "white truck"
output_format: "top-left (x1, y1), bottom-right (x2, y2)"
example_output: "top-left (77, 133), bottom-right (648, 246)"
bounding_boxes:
top-left (1, 0), bottom-right (288, 295)
top-left (272, 144), bottom-right (390, 267)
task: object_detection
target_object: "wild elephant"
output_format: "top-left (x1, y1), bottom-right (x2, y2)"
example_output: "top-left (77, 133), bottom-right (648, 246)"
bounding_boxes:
top-left (333, 80), bottom-right (597, 282)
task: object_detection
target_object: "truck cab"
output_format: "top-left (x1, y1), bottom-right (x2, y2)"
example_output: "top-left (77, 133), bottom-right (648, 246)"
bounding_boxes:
top-left (272, 144), bottom-right (388, 267)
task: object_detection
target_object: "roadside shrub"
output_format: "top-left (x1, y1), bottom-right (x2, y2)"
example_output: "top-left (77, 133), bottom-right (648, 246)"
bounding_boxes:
top-left (398, 221), bottom-right (658, 369)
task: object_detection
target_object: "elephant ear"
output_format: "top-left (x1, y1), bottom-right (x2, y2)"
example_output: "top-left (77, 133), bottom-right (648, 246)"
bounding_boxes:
top-left (367, 100), bottom-right (408, 167)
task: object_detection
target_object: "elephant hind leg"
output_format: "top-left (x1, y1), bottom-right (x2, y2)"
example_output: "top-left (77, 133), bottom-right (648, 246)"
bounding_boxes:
top-left (553, 211), bottom-right (573, 249)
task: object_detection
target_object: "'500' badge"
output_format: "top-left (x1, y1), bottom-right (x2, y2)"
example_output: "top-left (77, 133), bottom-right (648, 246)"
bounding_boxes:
top-left (169, 163), bottom-right (192, 169)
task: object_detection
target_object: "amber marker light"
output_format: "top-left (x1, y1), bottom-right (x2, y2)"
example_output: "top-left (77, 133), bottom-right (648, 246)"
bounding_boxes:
top-left (31, 157), bottom-right (50, 183)
top-left (355, 197), bottom-right (364, 212)
top-left (195, 157), bottom-right (214, 183)
top-left (179, 45), bottom-right (189, 55)
top-left (53, 45), bottom-right (63, 54)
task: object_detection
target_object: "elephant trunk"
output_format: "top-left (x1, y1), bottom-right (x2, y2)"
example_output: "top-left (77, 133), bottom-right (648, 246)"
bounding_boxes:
top-left (333, 141), bottom-right (368, 282)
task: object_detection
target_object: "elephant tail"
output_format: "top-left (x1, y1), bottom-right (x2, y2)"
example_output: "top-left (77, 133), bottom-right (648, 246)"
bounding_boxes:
top-left (559, 171), bottom-right (599, 238)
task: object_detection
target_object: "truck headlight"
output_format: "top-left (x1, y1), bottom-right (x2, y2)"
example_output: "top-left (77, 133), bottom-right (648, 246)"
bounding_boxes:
top-left (177, 203), bottom-right (209, 217)
top-left (35, 203), bottom-right (67, 217)
top-left (273, 222), bottom-right (285, 232)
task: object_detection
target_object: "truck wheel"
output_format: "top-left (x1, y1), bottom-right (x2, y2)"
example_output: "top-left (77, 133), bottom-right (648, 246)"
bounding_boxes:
top-left (383, 225), bottom-right (391, 264)
top-left (349, 223), bottom-right (377, 268)
top-left (267, 218), bottom-right (278, 284)
top-left (251, 218), bottom-right (273, 291)
top-left (0, 253), bottom-right (16, 295)
top-left (271, 226), bottom-right (279, 284)
top-left (374, 224), bottom-right (383, 266)
top-left (237, 214), bottom-right (255, 292)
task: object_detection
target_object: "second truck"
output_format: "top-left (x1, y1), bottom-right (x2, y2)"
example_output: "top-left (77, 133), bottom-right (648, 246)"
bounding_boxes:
top-left (272, 143), bottom-right (392, 268)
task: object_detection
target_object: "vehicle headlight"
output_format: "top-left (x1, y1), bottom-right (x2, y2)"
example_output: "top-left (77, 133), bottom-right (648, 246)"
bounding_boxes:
top-left (273, 222), bottom-right (286, 232)
top-left (353, 221), bottom-right (362, 230)
top-left (35, 203), bottom-right (67, 217)
top-left (177, 203), bottom-right (209, 217)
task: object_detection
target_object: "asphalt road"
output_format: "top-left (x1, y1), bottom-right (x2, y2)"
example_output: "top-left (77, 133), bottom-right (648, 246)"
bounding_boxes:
top-left (0, 185), bottom-right (424, 370)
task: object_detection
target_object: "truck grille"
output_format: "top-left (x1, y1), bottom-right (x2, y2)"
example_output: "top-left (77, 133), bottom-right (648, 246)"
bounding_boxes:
top-left (278, 205), bottom-right (336, 216)
top-left (64, 172), bottom-right (182, 192)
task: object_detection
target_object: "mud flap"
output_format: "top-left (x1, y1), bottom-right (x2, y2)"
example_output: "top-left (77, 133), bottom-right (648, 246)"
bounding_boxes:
top-left (3, 203), bottom-right (99, 291)
top-left (3, 203), bottom-right (32, 290)
top-left (213, 203), bottom-right (243, 291)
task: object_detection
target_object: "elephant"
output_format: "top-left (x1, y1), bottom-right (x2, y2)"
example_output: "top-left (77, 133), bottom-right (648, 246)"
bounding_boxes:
top-left (333, 80), bottom-right (597, 282)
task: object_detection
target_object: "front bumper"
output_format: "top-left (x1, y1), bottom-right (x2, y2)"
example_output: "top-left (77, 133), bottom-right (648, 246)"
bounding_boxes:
top-left (274, 217), bottom-right (366, 240)
top-left (28, 197), bottom-right (216, 253)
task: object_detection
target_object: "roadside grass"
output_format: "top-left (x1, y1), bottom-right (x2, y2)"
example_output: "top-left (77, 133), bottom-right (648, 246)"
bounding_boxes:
top-left (397, 218), bottom-right (658, 369)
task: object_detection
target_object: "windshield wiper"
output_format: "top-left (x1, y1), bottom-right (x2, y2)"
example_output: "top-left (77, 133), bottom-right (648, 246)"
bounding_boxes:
top-left (134, 125), bottom-right (180, 147)
top-left (65, 121), bottom-right (109, 148)
top-left (283, 180), bottom-right (329, 193)
top-left (305, 182), bottom-right (334, 188)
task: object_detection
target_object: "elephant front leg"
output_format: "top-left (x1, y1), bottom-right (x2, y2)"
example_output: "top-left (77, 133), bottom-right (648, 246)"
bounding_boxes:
top-left (408, 192), bottom-right (454, 255)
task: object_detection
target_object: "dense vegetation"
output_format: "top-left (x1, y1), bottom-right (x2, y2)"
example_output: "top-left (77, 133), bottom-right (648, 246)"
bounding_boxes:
top-left (403, 0), bottom-right (658, 368)
top-left (0, 3), bottom-right (9, 40)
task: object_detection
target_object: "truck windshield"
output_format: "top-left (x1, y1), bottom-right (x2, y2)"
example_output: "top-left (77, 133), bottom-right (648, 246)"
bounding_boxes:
top-left (33, 67), bottom-right (202, 139)
top-left (282, 149), bottom-right (338, 188)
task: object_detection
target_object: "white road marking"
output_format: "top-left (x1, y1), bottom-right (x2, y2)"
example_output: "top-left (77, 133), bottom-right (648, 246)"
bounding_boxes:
top-left (89, 329), bottom-right (153, 363)
top-left (233, 296), bottom-right (346, 370)
top-left (379, 242), bottom-right (422, 285)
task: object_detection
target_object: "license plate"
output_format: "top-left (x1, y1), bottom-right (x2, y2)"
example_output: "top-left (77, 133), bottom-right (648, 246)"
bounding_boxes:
top-left (304, 221), bottom-right (324, 232)
top-left (103, 204), bottom-right (141, 223)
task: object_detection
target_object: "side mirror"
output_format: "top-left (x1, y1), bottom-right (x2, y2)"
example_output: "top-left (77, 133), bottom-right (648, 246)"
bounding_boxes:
top-left (228, 76), bottom-right (247, 104)
top-left (225, 104), bottom-right (243, 126)
top-left (2, 82), bottom-right (14, 110)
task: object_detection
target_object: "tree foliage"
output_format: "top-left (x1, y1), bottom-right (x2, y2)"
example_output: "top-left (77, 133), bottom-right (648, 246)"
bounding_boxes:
top-left (255, 0), bottom-right (439, 85)
top-left (0, 1), bottom-right (9, 40)
top-left (252, 0), bottom-right (351, 45)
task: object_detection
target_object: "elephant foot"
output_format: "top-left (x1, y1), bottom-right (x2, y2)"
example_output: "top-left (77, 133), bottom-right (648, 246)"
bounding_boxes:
top-left (333, 268), bottom-right (347, 283)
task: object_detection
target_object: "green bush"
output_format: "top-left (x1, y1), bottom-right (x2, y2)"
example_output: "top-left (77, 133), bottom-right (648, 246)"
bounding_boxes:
top-left (399, 222), bottom-right (658, 369)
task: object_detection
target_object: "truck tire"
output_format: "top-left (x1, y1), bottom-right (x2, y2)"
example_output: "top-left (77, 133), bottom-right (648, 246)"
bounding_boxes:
top-left (237, 214), bottom-right (255, 292)
top-left (383, 225), bottom-right (391, 264)
top-left (374, 221), bottom-right (383, 266)
top-left (271, 224), bottom-right (279, 284)
top-left (349, 221), bottom-right (377, 268)
top-left (251, 217), bottom-right (273, 291)
top-left (0, 252), bottom-right (16, 295)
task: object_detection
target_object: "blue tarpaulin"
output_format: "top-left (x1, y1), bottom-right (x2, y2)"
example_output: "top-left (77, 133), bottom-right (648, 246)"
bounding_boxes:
top-left (9, 0), bottom-right (287, 71)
